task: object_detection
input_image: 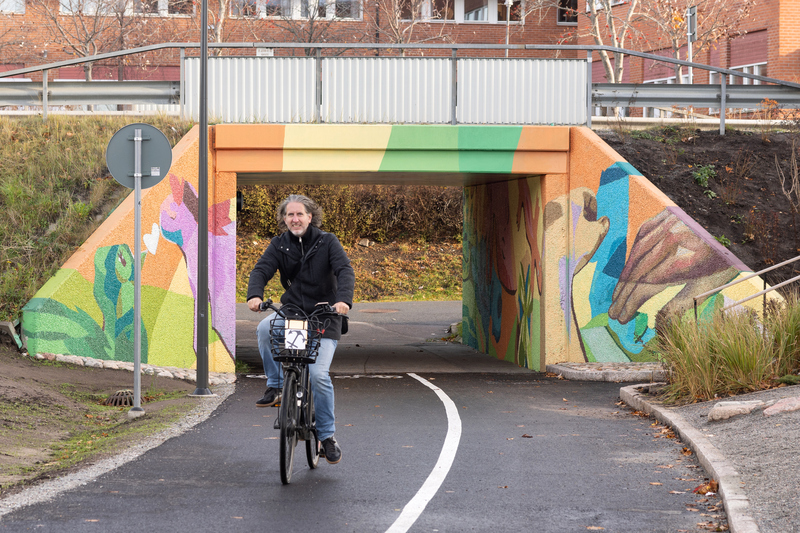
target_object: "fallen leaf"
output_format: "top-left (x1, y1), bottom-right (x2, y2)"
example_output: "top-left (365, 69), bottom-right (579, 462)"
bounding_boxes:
top-left (650, 482), bottom-right (663, 486)
top-left (669, 491), bottom-right (686, 494)
top-left (586, 527), bottom-right (605, 531)
top-left (521, 434), bottom-right (533, 438)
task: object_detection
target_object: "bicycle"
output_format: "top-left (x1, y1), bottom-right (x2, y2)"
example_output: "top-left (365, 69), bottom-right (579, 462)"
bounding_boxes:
top-left (259, 299), bottom-right (338, 485)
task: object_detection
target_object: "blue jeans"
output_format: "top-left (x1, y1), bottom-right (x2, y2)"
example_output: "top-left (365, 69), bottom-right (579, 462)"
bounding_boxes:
top-left (257, 313), bottom-right (337, 442)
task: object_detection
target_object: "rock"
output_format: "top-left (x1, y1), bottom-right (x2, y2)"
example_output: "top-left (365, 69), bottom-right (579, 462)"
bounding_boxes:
top-left (357, 238), bottom-right (371, 247)
top-left (708, 400), bottom-right (765, 421)
top-left (83, 358), bottom-right (104, 368)
top-left (157, 371), bottom-right (173, 378)
top-left (103, 361), bottom-right (120, 370)
top-left (763, 396), bottom-right (800, 417)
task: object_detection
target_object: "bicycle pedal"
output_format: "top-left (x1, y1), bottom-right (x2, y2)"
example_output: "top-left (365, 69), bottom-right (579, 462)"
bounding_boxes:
top-left (273, 417), bottom-right (280, 430)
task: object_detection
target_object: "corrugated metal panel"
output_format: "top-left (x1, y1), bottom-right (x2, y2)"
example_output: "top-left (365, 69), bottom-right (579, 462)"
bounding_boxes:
top-left (457, 59), bottom-right (586, 125)
top-left (184, 57), bottom-right (316, 122)
top-left (322, 57), bottom-right (451, 124)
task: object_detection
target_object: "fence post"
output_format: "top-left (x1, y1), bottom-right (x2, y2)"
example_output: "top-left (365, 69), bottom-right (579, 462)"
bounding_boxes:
top-left (720, 72), bottom-right (727, 135)
top-left (316, 48), bottom-right (322, 124)
top-left (586, 50), bottom-right (592, 128)
top-left (42, 69), bottom-right (48, 123)
top-left (451, 48), bottom-right (457, 125)
top-left (179, 48), bottom-right (185, 120)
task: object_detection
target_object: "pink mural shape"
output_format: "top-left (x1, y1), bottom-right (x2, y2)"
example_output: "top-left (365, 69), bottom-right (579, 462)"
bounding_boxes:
top-left (160, 173), bottom-right (236, 358)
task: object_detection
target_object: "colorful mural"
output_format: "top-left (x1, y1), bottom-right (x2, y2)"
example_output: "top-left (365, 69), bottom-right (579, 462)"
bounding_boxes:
top-left (23, 128), bottom-right (237, 373)
top-left (462, 127), bottom-right (774, 368)
top-left (21, 124), bottom-right (773, 372)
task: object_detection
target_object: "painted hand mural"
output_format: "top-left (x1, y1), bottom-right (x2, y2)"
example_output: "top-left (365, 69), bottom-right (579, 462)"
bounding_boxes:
top-left (544, 187), bottom-right (610, 362)
top-left (609, 209), bottom-right (739, 329)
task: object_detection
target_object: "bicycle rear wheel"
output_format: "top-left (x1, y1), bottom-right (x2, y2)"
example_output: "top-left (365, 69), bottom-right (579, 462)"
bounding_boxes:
top-left (279, 371), bottom-right (298, 485)
top-left (305, 387), bottom-right (319, 469)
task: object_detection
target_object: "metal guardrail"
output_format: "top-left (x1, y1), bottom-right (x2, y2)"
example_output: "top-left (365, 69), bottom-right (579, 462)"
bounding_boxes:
top-left (594, 84), bottom-right (800, 109)
top-left (693, 255), bottom-right (800, 322)
top-left (0, 81), bottom-right (180, 107)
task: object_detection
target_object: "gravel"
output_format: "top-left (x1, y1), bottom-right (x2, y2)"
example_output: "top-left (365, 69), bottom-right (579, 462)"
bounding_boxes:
top-left (672, 385), bottom-right (800, 533)
top-left (0, 383), bottom-right (235, 518)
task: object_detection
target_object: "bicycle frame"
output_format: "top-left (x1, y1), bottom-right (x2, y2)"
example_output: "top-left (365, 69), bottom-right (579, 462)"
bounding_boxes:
top-left (259, 299), bottom-right (336, 484)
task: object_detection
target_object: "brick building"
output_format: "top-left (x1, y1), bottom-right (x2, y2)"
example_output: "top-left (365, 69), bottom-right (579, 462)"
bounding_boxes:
top-left (583, 0), bottom-right (799, 87)
top-left (0, 0), bottom-right (583, 81)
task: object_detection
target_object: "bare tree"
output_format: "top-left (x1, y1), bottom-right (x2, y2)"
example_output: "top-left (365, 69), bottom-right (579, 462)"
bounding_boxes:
top-left (527, 0), bottom-right (644, 83)
top-left (361, 0), bottom-right (454, 54)
top-left (28, 0), bottom-right (149, 81)
top-left (639, 0), bottom-right (755, 83)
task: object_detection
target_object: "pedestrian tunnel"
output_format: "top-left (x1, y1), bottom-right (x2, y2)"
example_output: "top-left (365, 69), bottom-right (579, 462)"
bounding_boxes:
top-left (21, 124), bottom-right (773, 373)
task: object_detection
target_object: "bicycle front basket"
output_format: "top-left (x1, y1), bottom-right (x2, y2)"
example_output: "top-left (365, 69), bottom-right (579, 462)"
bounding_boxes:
top-left (269, 315), bottom-right (323, 364)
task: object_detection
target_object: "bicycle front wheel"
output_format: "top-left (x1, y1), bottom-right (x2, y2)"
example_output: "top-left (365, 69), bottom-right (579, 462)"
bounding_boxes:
top-left (279, 371), bottom-right (298, 485)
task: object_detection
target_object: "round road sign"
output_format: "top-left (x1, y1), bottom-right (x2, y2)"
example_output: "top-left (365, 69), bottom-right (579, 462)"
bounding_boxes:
top-left (106, 123), bottom-right (172, 189)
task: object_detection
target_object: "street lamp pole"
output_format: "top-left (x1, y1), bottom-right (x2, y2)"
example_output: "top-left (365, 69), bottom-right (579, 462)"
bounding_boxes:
top-left (504, 0), bottom-right (512, 58)
top-left (192, 0), bottom-right (212, 397)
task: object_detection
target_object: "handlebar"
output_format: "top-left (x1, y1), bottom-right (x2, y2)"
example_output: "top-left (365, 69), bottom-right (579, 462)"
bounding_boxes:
top-left (258, 299), bottom-right (338, 318)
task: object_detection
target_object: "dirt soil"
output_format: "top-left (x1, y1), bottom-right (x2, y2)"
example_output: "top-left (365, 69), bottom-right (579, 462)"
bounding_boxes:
top-left (0, 346), bottom-right (197, 496)
top-left (3, 125), bottom-right (799, 497)
top-left (599, 127), bottom-right (800, 287)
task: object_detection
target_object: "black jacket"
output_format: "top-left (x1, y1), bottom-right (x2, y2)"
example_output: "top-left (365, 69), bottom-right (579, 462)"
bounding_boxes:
top-left (247, 225), bottom-right (355, 340)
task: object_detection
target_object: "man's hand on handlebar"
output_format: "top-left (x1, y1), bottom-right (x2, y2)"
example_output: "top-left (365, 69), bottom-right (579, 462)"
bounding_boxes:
top-left (247, 297), bottom-right (263, 312)
top-left (333, 302), bottom-right (350, 315)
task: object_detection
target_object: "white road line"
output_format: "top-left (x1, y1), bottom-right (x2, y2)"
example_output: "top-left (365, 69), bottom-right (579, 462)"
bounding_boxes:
top-left (385, 373), bottom-right (462, 533)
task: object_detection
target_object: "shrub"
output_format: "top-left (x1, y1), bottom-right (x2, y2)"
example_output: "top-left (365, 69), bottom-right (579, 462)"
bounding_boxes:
top-left (238, 184), bottom-right (463, 244)
top-left (655, 292), bottom-right (800, 404)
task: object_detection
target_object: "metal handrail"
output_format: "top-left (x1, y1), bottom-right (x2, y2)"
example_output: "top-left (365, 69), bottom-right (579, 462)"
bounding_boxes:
top-left (693, 254), bottom-right (800, 321)
top-left (0, 42), bottom-right (797, 88)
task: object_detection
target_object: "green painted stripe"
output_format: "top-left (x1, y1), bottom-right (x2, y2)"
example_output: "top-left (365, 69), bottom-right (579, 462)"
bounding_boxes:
top-left (380, 125), bottom-right (522, 173)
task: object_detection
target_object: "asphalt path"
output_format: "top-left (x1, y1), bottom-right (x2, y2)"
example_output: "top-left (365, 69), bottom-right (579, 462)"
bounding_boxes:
top-left (1, 302), bottom-right (722, 532)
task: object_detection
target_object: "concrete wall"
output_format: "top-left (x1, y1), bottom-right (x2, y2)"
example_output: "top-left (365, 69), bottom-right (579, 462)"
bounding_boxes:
top-left (21, 123), bottom-right (774, 372)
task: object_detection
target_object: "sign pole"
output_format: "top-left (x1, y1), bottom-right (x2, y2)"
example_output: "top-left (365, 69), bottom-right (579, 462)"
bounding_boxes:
top-left (130, 128), bottom-right (145, 418)
top-left (105, 122), bottom-right (172, 417)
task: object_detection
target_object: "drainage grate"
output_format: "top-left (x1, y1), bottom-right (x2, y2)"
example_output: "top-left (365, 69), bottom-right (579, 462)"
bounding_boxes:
top-left (103, 389), bottom-right (134, 407)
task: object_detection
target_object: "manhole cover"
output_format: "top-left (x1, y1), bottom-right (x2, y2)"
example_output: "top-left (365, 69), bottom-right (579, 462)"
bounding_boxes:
top-left (359, 309), bottom-right (399, 314)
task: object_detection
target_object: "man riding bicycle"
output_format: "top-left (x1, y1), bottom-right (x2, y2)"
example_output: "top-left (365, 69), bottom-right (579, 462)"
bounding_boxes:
top-left (246, 194), bottom-right (355, 464)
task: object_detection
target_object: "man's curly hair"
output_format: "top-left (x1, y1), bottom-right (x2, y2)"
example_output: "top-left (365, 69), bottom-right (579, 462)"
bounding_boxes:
top-left (276, 194), bottom-right (324, 232)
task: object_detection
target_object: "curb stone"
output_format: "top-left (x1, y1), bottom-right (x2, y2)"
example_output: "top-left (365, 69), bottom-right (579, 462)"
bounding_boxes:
top-left (25, 352), bottom-right (237, 386)
top-left (547, 362), bottom-right (667, 382)
top-left (620, 384), bottom-right (759, 533)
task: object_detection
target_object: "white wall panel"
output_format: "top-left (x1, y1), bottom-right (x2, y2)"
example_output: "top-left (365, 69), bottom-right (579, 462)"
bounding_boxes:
top-left (184, 57), bottom-right (316, 122)
top-left (457, 59), bottom-right (586, 125)
top-left (322, 57), bottom-right (452, 124)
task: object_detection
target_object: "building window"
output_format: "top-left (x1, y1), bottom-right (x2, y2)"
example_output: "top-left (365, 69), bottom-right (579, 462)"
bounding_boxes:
top-left (0, 0), bottom-right (24, 14)
top-left (402, 0), bottom-right (519, 23)
top-left (585, 0), bottom-right (624, 11)
top-left (135, 0), bottom-right (195, 15)
top-left (263, 0), bottom-right (360, 18)
top-left (232, 0), bottom-right (259, 16)
top-left (709, 63), bottom-right (767, 114)
top-left (557, 0), bottom-right (576, 24)
top-left (60, 0), bottom-right (100, 14)
top-left (497, 0), bottom-right (520, 22)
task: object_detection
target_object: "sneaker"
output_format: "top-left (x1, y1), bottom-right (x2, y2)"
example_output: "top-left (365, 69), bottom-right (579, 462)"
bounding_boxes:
top-left (255, 387), bottom-right (281, 407)
top-left (320, 436), bottom-right (342, 464)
